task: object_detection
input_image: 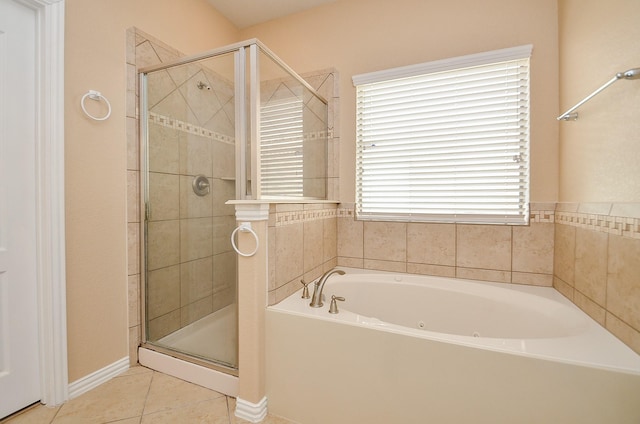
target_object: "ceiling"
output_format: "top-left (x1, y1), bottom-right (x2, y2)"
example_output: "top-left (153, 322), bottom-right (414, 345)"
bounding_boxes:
top-left (207, 0), bottom-right (337, 29)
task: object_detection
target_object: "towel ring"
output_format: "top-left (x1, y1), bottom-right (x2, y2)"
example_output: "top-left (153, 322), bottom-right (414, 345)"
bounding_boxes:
top-left (230, 222), bottom-right (259, 257)
top-left (81, 90), bottom-right (111, 121)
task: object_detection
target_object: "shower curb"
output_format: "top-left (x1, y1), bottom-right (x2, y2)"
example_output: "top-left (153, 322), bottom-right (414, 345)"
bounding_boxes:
top-left (138, 347), bottom-right (238, 397)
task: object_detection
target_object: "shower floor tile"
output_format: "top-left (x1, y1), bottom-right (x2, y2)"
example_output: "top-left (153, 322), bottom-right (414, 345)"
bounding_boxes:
top-left (2, 366), bottom-right (296, 424)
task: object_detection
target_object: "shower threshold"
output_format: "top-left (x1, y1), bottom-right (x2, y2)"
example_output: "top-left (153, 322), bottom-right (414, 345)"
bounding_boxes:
top-left (139, 304), bottom-right (239, 396)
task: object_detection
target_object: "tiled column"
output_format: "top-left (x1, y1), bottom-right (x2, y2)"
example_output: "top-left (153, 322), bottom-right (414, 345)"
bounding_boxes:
top-left (231, 202), bottom-right (270, 422)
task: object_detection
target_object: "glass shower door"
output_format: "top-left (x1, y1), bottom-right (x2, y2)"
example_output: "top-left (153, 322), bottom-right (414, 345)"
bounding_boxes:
top-left (142, 52), bottom-right (238, 371)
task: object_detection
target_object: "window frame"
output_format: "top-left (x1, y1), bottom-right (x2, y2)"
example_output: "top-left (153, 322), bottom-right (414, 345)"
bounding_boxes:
top-left (352, 45), bottom-right (532, 225)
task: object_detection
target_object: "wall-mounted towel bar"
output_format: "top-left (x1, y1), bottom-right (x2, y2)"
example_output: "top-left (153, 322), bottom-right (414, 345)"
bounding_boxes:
top-left (557, 68), bottom-right (640, 121)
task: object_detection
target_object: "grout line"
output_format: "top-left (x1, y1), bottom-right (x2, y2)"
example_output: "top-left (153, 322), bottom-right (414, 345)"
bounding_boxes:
top-left (226, 396), bottom-right (233, 424)
top-left (140, 370), bottom-right (156, 418)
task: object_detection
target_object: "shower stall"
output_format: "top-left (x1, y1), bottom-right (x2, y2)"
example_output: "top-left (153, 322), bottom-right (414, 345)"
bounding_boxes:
top-left (138, 39), bottom-right (328, 383)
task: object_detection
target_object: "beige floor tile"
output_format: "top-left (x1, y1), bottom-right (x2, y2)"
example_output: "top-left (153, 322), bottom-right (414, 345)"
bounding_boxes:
top-left (52, 372), bottom-right (152, 424)
top-left (3, 405), bottom-right (60, 424)
top-left (3, 367), bottom-right (298, 424)
top-left (142, 372), bottom-right (224, 415)
top-left (141, 397), bottom-right (229, 424)
top-left (119, 365), bottom-right (154, 377)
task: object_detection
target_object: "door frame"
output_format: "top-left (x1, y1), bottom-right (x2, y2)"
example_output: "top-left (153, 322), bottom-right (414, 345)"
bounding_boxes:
top-left (17, 0), bottom-right (68, 406)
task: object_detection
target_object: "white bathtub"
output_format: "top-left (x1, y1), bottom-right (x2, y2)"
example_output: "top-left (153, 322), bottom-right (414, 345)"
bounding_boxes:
top-left (266, 268), bottom-right (640, 424)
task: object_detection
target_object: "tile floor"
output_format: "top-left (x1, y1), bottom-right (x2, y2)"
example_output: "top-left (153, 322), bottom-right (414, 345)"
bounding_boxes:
top-left (2, 366), bottom-right (295, 424)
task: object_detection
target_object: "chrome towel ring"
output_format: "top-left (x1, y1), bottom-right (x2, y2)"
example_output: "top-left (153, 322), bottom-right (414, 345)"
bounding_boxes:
top-left (230, 222), bottom-right (259, 257)
top-left (81, 90), bottom-right (111, 121)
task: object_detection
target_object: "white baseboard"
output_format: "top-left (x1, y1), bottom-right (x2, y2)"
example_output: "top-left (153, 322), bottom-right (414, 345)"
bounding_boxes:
top-left (67, 356), bottom-right (129, 399)
top-left (235, 396), bottom-right (268, 423)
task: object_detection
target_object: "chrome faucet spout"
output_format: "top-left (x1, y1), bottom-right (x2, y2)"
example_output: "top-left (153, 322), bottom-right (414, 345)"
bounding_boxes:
top-left (309, 269), bottom-right (345, 308)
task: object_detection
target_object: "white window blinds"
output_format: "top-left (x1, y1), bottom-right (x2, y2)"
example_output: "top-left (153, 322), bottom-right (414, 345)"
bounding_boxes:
top-left (353, 45), bottom-right (531, 225)
top-left (260, 97), bottom-right (304, 197)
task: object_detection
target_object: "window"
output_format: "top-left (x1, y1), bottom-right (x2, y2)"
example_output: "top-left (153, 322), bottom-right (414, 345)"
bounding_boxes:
top-left (353, 45), bottom-right (531, 225)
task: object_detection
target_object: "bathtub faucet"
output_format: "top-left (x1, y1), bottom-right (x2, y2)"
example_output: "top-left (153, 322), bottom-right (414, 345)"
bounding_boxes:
top-left (309, 269), bottom-right (345, 308)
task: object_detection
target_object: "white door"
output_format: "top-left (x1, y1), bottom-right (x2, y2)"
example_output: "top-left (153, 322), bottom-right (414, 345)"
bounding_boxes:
top-left (0, 0), bottom-right (41, 418)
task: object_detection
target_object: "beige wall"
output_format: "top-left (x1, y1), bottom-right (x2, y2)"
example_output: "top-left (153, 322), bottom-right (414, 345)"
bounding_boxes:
top-left (65, 0), bottom-right (238, 382)
top-left (558, 0), bottom-right (640, 202)
top-left (241, 0), bottom-right (560, 203)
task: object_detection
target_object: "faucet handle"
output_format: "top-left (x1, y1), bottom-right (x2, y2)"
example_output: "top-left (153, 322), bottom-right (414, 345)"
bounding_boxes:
top-left (300, 279), bottom-right (311, 299)
top-left (328, 295), bottom-right (345, 314)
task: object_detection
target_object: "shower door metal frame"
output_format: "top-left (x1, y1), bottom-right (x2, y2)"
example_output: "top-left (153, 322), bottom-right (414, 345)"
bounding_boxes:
top-left (138, 39), bottom-right (328, 375)
top-left (138, 46), bottom-right (246, 376)
top-left (139, 38), bottom-right (328, 201)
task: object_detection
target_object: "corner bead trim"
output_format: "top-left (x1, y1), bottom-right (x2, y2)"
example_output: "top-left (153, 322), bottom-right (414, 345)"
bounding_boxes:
top-left (235, 396), bottom-right (268, 423)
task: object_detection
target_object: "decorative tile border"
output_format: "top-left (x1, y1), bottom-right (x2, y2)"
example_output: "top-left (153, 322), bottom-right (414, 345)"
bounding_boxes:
top-left (276, 203), bottom-right (640, 237)
top-left (150, 112), bottom-right (330, 145)
top-left (556, 211), bottom-right (640, 239)
top-left (337, 207), bottom-right (355, 218)
top-left (530, 209), bottom-right (555, 223)
top-left (303, 130), bottom-right (330, 140)
top-left (274, 208), bottom-right (337, 227)
top-left (149, 112), bottom-right (235, 144)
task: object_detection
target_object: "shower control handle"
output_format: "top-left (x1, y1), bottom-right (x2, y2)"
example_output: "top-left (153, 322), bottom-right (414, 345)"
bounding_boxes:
top-left (192, 175), bottom-right (210, 196)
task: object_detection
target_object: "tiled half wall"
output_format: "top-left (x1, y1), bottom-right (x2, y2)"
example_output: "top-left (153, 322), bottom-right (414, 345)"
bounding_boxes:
top-left (267, 204), bottom-right (339, 305)
top-left (553, 203), bottom-right (640, 354)
top-left (336, 203), bottom-right (556, 286)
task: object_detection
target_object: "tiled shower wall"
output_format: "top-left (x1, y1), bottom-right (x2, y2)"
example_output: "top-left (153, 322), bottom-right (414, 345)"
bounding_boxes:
top-left (553, 203), bottom-right (640, 354)
top-left (144, 56), bottom-right (237, 341)
top-left (260, 74), bottom-right (330, 199)
top-left (266, 69), bottom-right (341, 305)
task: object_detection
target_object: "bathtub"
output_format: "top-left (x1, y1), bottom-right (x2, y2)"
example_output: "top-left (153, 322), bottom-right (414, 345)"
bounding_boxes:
top-left (265, 268), bottom-right (640, 424)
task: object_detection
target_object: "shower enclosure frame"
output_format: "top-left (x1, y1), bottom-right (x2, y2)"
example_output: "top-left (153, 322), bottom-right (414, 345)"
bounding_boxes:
top-left (138, 39), bottom-right (329, 378)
